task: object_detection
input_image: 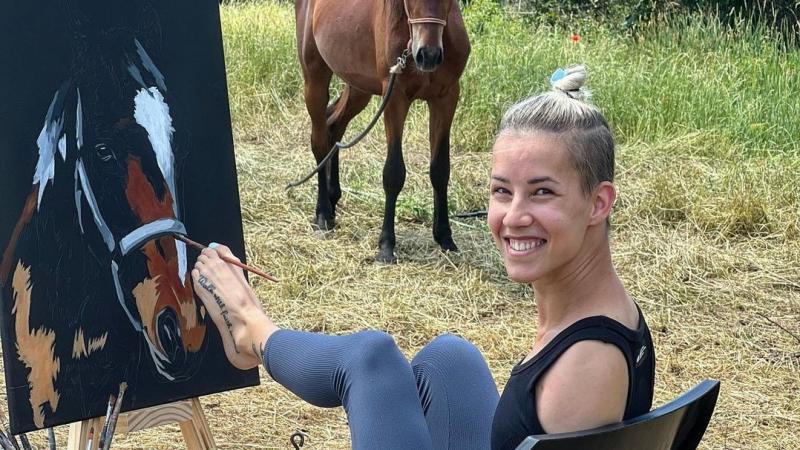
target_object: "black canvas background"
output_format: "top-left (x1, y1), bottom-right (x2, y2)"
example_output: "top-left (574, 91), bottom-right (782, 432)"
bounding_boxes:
top-left (0, 0), bottom-right (258, 433)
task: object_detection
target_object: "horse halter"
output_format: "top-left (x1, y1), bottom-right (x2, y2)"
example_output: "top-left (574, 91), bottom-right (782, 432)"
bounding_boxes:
top-left (403, 0), bottom-right (447, 27)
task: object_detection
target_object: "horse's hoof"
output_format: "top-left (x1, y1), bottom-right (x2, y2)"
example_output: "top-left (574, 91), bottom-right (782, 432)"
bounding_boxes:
top-left (376, 249), bottom-right (397, 264)
top-left (313, 216), bottom-right (335, 232)
top-left (313, 227), bottom-right (334, 239)
top-left (438, 238), bottom-right (459, 253)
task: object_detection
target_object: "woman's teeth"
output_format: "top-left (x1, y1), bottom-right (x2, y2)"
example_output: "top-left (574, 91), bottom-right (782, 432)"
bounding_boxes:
top-left (508, 239), bottom-right (545, 251)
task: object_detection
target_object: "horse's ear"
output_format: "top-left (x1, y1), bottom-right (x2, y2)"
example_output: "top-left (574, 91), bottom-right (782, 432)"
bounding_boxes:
top-left (128, 1), bottom-right (166, 93)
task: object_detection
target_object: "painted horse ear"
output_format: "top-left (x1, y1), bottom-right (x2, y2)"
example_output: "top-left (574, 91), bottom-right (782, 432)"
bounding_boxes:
top-left (33, 83), bottom-right (72, 210)
top-left (127, 39), bottom-right (167, 94)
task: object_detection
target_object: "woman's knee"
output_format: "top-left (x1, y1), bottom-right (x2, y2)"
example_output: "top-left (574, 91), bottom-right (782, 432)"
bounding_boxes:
top-left (343, 330), bottom-right (406, 374)
top-left (412, 333), bottom-right (483, 370)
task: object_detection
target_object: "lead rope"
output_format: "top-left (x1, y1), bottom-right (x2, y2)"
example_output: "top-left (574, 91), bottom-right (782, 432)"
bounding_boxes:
top-left (285, 49), bottom-right (412, 190)
top-left (290, 429), bottom-right (308, 449)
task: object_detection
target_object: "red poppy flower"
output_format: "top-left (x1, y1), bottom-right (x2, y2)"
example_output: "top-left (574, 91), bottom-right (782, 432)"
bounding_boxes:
top-left (570, 34), bottom-right (581, 43)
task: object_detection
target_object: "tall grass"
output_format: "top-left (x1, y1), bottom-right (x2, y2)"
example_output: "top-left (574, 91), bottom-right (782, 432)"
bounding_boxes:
top-left (223, 0), bottom-right (799, 157)
top-left (221, 1), bottom-right (300, 137)
top-left (458, 0), bottom-right (800, 157)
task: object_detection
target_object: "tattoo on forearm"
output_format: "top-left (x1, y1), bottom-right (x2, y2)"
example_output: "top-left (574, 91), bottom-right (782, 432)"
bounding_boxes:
top-left (197, 275), bottom-right (240, 354)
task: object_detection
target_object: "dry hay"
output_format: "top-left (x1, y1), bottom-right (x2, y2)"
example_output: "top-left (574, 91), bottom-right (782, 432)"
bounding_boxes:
top-left (2, 86), bottom-right (799, 450)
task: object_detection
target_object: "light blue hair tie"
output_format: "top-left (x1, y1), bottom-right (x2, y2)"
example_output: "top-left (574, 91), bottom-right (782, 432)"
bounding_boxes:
top-left (549, 68), bottom-right (567, 86)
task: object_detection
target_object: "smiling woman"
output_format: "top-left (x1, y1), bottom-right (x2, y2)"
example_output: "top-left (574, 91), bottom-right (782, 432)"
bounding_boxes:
top-left (192, 65), bottom-right (655, 450)
top-left (487, 65), bottom-right (654, 449)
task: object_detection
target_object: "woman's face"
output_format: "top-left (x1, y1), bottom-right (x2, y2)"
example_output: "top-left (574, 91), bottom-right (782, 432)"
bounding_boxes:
top-left (488, 131), bottom-right (598, 284)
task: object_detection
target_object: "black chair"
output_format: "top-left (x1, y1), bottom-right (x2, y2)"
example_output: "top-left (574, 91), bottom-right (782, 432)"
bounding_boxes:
top-left (515, 379), bottom-right (720, 450)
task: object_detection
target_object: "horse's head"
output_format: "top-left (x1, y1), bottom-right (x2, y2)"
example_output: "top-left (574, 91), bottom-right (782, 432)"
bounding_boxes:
top-left (404, 0), bottom-right (452, 71)
top-left (33, 33), bottom-right (207, 381)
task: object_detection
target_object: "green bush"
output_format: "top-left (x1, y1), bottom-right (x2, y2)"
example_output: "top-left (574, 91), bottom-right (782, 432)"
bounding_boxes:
top-left (464, 0), bottom-right (799, 42)
top-left (626, 1), bottom-right (799, 43)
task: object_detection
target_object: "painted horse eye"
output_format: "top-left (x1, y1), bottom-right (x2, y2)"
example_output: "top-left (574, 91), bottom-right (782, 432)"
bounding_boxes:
top-left (94, 143), bottom-right (114, 162)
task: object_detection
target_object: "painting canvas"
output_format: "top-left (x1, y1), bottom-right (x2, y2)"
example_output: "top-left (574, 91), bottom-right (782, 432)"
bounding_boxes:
top-left (0, 0), bottom-right (259, 433)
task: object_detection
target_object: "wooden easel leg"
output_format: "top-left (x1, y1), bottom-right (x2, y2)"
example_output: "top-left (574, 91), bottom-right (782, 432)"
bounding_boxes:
top-left (179, 398), bottom-right (216, 450)
top-left (65, 398), bottom-right (215, 449)
top-left (67, 417), bottom-right (103, 450)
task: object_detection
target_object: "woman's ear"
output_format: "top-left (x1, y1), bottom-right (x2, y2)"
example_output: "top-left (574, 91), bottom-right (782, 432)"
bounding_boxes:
top-left (589, 181), bottom-right (616, 226)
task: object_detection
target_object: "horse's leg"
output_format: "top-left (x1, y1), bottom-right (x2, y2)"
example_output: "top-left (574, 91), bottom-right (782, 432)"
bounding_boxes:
top-left (302, 67), bottom-right (335, 231)
top-left (377, 94), bottom-right (411, 264)
top-left (325, 85), bottom-right (371, 214)
top-left (296, 0), bottom-right (337, 231)
top-left (427, 86), bottom-right (459, 253)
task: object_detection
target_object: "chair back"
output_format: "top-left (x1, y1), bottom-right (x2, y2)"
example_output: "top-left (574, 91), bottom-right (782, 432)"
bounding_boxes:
top-left (515, 379), bottom-right (720, 450)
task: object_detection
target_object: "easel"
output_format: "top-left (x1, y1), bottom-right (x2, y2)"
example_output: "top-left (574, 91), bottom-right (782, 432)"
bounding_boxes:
top-left (66, 398), bottom-right (215, 450)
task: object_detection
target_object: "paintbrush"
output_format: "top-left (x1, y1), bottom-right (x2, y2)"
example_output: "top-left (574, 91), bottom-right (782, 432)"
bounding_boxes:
top-left (0, 408), bottom-right (19, 450)
top-left (3, 432), bottom-right (18, 450)
top-left (100, 382), bottom-right (127, 450)
top-left (173, 234), bottom-right (279, 283)
top-left (0, 417), bottom-right (11, 450)
top-left (0, 427), bottom-right (14, 450)
top-left (47, 428), bottom-right (56, 450)
top-left (85, 427), bottom-right (93, 450)
top-left (97, 394), bottom-right (115, 449)
top-left (16, 435), bottom-right (29, 450)
top-left (0, 434), bottom-right (14, 450)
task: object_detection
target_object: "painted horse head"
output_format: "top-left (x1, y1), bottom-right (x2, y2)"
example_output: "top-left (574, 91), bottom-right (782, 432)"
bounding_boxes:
top-left (31, 27), bottom-right (206, 381)
top-left (404, 0), bottom-right (454, 71)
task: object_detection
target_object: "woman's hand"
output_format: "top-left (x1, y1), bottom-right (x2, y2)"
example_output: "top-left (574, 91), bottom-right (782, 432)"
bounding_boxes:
top-left (191, 244), bottom-right (278, 370)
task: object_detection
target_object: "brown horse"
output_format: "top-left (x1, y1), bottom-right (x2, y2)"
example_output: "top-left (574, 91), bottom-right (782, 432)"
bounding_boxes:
top-left (295, 0), bottom-right (470, 263)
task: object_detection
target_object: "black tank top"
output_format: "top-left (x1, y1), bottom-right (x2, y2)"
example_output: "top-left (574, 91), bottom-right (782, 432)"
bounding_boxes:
top-left (490, 305), bottom-right (656, 450)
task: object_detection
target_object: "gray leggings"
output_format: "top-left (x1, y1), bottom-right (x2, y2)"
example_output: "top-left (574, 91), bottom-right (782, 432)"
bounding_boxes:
top-left (264, 330), bottom-right (500, 450)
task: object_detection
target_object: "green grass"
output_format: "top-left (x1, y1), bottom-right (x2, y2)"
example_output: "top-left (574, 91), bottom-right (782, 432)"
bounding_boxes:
top-left (221, 1), bottom-right (300, 137)
top-left (459, 0), bottom-right (800, 158)
top-left (224, 0), bottom-right (800, 160)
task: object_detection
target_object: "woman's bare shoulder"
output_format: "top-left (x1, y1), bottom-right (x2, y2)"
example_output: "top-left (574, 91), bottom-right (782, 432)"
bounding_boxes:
top-left (535, 340), bottom-right (629, 434)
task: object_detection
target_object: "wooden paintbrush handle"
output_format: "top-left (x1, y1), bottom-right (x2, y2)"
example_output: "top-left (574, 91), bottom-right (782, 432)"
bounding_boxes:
top-left (221, 255), bottom-right (279, 283)
top-left (174, 234), bottom-right (278, 283)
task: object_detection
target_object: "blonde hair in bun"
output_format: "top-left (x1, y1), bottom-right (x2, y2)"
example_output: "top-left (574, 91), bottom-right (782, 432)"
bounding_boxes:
top-left (549, 64), bottom-right (590, 101)
top-left (497, 65), bottom-right (615, 199)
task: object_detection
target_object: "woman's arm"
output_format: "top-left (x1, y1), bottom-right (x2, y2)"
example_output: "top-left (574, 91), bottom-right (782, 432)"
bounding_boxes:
top-left (535, 340), bottom-right (629, 433)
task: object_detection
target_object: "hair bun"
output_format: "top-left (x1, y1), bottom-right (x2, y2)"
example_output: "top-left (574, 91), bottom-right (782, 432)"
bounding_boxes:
top-left (549, 65), bottom-right (589, 101)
